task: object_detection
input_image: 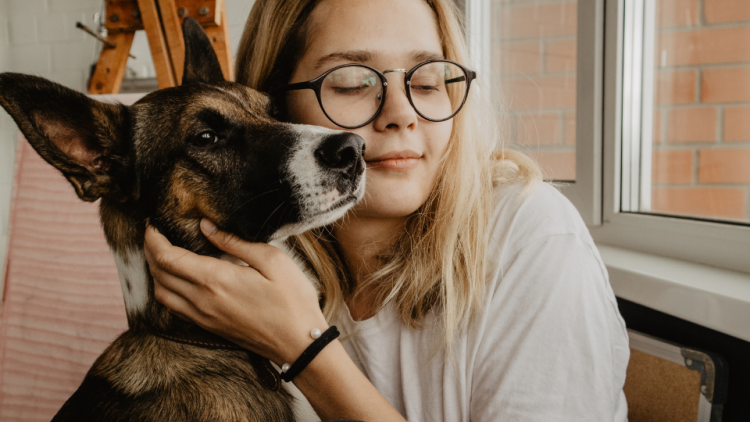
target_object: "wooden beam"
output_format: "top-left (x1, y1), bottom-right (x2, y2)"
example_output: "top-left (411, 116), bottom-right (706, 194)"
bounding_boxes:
top-left (203, 0), bottom-right (233, 81)
top-left (157, 0), bottom-right (186, 83)
top-left (174, 0), bottom-right (219, 27)
top-left (88, 32), bottom-right (135, 94)
top-left (105, 0), bottom-right (144, 33)
top-left (136, 0), bottom-right (176, 89)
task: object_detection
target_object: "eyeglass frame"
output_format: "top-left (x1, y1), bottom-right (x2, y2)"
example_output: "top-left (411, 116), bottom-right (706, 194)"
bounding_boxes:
top-left (272, 59), bottom-right (477, 129)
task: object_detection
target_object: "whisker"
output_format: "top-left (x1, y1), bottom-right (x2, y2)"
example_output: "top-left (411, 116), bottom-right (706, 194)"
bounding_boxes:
top-left (225, 188), bottom-right (281, 220)
top-left (256, 200), bottom-right (287, 239)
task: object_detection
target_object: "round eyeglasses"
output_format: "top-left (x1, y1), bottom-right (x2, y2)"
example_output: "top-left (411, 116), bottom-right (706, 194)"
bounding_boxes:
top-left (274, 59), bottom-right (477, 129)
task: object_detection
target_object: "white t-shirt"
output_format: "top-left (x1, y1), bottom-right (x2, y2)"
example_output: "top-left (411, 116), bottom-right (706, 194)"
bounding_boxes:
top-left (332, 182), bottom-right (630, 422)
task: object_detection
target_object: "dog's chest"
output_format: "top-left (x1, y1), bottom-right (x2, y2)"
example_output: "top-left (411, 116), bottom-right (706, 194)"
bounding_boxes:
top-left (85, 333), bottom-right (299, 422)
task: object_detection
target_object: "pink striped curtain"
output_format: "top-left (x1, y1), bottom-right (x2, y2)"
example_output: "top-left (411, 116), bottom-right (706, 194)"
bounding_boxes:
top-left (0, 94), bottom-right (142, 420)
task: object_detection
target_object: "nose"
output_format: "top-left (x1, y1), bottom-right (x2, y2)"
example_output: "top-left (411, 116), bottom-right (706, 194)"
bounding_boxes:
top-left (375, 73), bottom-right (418, 131)
top-left (315, 132), bottom-right (365, 179)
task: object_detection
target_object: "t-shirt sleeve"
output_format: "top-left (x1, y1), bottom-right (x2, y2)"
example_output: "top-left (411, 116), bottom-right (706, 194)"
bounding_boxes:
top-left (469, 233), bottom-right (630, 422)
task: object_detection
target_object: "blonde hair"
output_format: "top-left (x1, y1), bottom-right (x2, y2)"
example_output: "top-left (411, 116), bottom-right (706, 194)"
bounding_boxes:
top-left (236, 0), bottom-right (541, 349)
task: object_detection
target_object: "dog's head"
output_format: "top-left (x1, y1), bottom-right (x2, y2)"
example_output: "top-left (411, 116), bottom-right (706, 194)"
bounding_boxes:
top-left (0, 18), bottom-right (365, 325)
top-left (0, 18), bottom-right (365, 255)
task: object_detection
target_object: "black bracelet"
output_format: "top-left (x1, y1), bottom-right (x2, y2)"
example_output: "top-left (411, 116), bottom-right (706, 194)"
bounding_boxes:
top-left (280, 326), bottom-right (340, 382)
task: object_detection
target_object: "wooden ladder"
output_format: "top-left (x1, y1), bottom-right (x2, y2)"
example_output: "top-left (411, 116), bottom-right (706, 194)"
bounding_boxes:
top-left (88, 0), bottom-right (233, 94)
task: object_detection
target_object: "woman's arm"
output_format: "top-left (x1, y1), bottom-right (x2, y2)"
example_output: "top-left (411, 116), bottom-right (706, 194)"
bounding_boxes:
top-left (144, 220), bottom-right (406, 422)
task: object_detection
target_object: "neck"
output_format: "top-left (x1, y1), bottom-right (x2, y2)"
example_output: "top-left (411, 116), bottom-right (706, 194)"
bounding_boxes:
top-left (332, 213), bottom-right (407, 320)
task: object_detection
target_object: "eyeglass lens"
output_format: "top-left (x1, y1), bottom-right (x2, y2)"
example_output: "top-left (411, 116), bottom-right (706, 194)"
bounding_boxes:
top-left (319, 61), bottom-right (469, 127)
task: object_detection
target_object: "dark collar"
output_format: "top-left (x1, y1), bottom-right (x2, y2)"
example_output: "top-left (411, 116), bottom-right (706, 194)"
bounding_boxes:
top-left (153, 326), bottom-right (281, 391)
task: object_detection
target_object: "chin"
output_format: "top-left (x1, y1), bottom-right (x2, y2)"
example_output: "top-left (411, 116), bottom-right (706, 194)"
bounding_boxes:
top-left (353, 174), bottom-right (436, 219)
top-left (351, 195), bottom-right (426, 219)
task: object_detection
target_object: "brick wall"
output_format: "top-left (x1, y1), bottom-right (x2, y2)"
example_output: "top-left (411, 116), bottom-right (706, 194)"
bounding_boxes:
top-left (492, 0), bottom-right (578, 181)
top-left (653, 0), bottom-right (750, 221)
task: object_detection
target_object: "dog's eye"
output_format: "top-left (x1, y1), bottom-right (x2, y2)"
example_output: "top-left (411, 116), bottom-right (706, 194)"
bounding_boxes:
top-left (193, 131), bottom-right (220, 147)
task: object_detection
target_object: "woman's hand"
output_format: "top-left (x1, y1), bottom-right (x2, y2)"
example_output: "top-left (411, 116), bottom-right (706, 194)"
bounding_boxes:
top-left (143, 219), bottom-right (329, 366)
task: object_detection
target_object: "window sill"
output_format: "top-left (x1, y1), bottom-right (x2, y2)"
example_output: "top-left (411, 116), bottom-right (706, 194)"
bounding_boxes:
top-left (597, 244), bottom-right (750, 343)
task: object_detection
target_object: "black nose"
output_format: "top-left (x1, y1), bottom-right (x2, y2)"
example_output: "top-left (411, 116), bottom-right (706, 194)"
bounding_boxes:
top-left (315, 133), bottom-right (365, 178)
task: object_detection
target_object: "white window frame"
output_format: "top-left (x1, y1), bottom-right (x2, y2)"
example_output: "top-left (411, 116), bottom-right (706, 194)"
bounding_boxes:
top-left (566, 0), bottom-right (605, 226)
top-left (470, 0), bottom-right (750, 341)
top-left (591, 0), bottom-right (750, 275)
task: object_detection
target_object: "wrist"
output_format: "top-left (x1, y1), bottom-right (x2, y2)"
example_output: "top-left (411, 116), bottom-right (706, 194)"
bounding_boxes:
top-left (290, 340), bottom-right (406, 421)
top-left (274, 316), bottom-right (330, 367)
top-left (279, 326), bottom-right (340, 382)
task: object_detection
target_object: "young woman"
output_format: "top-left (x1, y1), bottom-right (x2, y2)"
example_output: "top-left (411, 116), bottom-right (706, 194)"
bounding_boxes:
top-left (144, 0), bottom-right (630, 420)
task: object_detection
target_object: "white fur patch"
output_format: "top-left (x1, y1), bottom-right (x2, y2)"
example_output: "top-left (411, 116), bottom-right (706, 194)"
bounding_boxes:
top-left (111, 248), bottom-right (150, 318)
top-left (270, 173), bottom-right (365, 243)
top-left (320, 189), bottom-right (341, 211)
top-left (286, 124), bottom-right (364, 219)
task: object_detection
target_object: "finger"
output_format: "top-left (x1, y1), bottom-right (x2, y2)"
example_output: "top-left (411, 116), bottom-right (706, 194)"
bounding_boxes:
top-left (152, 277), bottom-right (205, 325)
top-left (145, 224), bottom-right (237, 286)
top-left (200, 219), bottom-right (292, 278)
top-left (150, 260), bottom-right (204, 303)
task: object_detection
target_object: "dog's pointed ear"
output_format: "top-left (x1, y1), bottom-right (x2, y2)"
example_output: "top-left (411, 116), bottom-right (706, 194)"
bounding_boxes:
top-left (182, 17), bottom-right (225, 85)
top-left (0, 73), bottom-right (131, 202)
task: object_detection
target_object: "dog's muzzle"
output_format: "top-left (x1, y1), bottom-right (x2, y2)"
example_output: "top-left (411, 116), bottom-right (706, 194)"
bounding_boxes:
top-left (314, 132), bottom-right (365, 182)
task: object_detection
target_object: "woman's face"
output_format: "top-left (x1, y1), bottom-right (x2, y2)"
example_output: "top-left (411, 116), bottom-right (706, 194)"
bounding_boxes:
top-left (286, 0), bottom-right (452, 220)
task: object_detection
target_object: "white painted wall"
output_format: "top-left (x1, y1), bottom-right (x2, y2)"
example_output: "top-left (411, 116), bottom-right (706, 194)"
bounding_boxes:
top-left (0, 0), bottom-right (255, 293)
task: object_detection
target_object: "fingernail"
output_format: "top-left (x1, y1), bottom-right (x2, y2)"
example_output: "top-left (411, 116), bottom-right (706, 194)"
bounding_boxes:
top-left (200, 218), bottom-right (217, 236)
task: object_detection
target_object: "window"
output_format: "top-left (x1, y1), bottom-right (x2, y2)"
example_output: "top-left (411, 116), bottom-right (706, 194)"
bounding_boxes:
top-left (598, 0), bottom-right (750, 274)
top-left (622, 0), bottom-right (750, 224)
top-left (472, 0), bottom-right (750, 273)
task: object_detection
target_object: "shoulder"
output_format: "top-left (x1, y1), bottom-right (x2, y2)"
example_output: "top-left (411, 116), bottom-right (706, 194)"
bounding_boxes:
top-left (487, 181), bottom-right (592, 262)
top-left (481, 181), bottom-right (616, 314)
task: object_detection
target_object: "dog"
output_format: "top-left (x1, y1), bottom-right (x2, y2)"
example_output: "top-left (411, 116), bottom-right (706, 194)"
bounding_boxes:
top-left (0, 17), bottom-right (365, 422)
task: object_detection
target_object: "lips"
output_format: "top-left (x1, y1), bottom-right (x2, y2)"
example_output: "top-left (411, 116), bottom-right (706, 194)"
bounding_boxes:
top-left (366, 149), bottom-right (421, 171)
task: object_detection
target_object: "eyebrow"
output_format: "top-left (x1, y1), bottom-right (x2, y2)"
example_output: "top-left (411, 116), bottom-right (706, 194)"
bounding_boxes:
top-left (410, 50), bottom-right (445, 63)
top-left (314, 50), bottom-right (446, 71)
top-left (315, 50), bottom-right (376, 70)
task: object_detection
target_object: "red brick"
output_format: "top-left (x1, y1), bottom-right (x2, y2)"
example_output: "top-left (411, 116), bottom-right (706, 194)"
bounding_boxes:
top-left (701, 67), bottom-right (750, 103)
top-left (698, 148), bottom-right (750, 183)
top-left (656, 70), bottom-right (696, 105)
top-left (493, 42), bottom-right (541, 76)
top-left (545, 39), bottom-right (576, 74)
top-left (498, 3), bottom-right (577, 40)
top-left (704, 0), bottom-right (750, 24)
top-left (658, 27), bottom-right (750, 67)
top-left (564, 112), bottom-right (576, 145)
top-left (515, 113), bottom-right (561, 145)
top-left (501, 75), bottom-right (577, 110)
top-left (651, 187), bottom-right (745, 219)
top-left (652, 150), bottom-right (693, 184)
top-left (667, 107), bottom-right (717, 143)
top-left (529, 151), bottom-right (576, 181)
top-left (653, 110), bottom-right (663, 143)
top-left (657, 0), bottom-right (699, 27)
top-left (723, 106), bottom-right (750, 142)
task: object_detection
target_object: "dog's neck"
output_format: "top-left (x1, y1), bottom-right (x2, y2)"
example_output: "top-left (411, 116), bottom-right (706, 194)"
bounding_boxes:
top-left (100, 198), bottom-right (214, 331)
top-left (111, 247), bottom-right (151, 323)
top-left (110, 245), bottom-right (231, 337)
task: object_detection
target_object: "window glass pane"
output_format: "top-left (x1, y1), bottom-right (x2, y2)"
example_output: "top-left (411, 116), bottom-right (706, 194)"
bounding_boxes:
top-left (491, 0), bottom-right (578, 181)
top-left (648, 0), bottom-right (750, 223)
